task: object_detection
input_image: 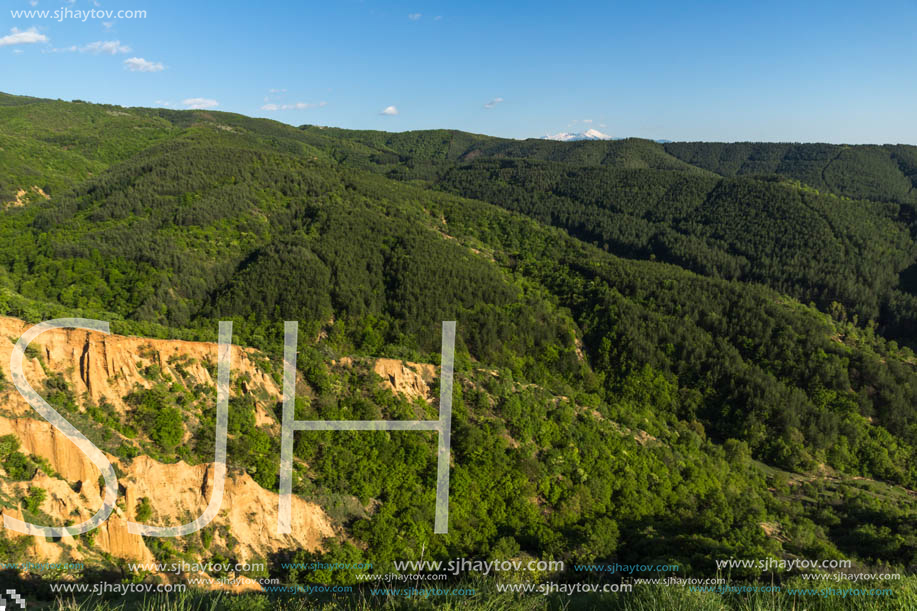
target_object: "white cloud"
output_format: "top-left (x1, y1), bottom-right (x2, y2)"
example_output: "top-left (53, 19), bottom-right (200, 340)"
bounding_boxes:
top-left (380, 105), bottom-right (399, 116)
top-left (154, 100), bottom-right (171, 106)
top-left (82, 40), bottom-right (130, 54)
top-left (0, 27), bottom-right (48, 48)
top-left (29, 0), bottom-right (38, 6)
top-left (483, 97), bottom-right (504, 109)
top-left (182, 97), bottom-right (219, 110)
top-left (261, 101), bottom-right (327, 111)
top-left (102, 22), bottom-right (113, 30)
top-left (124, 57), bottom-right (164, 72)
top-left (12, 49), bottom-right (24, 55)
top-left (582, 119), bottom-right (592, 123)
top-left (268, 88), bottom-right (287, 94)
top-left (408, 13), bottom-right (422, 20)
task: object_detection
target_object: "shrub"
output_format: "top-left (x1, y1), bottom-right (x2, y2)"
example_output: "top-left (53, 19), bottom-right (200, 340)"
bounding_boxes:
top-left (151, 407), bottom-right (184, 450)
top-left (23, 486), bottom-right (47, 514)
top-left (135, 496), bottom-right (153, 522)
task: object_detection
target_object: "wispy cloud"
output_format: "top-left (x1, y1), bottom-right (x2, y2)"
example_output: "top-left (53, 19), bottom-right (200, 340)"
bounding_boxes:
top-left (483, 97), bottom-right (504, 109)
top-left (261, 101), bottom-right (327, 111)
top-left (183, 98), bottom-right (219, 110)
top-left (102, 22), bottom-right (113, 30)
top-left (582, 119), bottom-right (592, 123)
top-left (408, 13), bottom-right (422, 21)
top-left (260, 88), bottom-right (325, 111)
top-left (124, 57), bottom-right (164, 72)
top-left (380, 105), bottom-right (399, 116)
top-left (82, 40), bottom-right (130, 54)
top-left (0, 27), bottom-right (48, 48)
top-left (154, 100), bottom-right (172, 106)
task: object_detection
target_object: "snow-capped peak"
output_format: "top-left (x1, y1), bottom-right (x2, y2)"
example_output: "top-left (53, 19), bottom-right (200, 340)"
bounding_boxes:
top-left (542, 128), bottom-right (612, 142)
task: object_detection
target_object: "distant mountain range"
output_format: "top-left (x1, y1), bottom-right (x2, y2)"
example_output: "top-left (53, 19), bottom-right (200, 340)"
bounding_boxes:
top-left (542, 129), bottom-right (672, 143)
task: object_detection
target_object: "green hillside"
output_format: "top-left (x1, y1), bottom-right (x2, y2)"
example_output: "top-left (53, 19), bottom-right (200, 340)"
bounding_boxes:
top-left (296, 125), bottom-right (917, 344)
top-left (1, 94), bottom-right (916, 606)
top-left (664, 142), bottom-right (917, 204)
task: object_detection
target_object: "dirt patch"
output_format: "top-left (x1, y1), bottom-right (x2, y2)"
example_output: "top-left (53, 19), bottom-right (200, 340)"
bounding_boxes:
top-left (0, 315), bottom-right (334, 576)
top-left (0, 416), bottom-right (334, 566)
top-left (0, 316), bottom-right (279, 424)
top-left (759, 521), bottom-right (789, 542)
top-left (4, 186), bottom-right (50, 208)
top-left (372, 358), bottom-right (437, 403)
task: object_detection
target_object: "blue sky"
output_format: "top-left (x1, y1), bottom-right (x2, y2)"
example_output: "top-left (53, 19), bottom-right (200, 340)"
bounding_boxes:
top-left (2, 0), bottom-right (916, 142)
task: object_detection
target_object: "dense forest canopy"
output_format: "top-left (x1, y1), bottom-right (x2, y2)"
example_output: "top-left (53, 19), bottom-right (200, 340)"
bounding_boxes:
top-left (2, 92), bottom-right (917, 584)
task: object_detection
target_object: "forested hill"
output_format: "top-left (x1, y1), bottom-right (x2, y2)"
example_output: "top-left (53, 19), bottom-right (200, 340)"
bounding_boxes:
top-left (2, 92), bottom-right (917, 580)
top-left (663, 141), bottom-right (917, 204)
top-left (297, 124), bottom-right (917, 203)
top-left (296, 124), bottom-right (917, 344)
